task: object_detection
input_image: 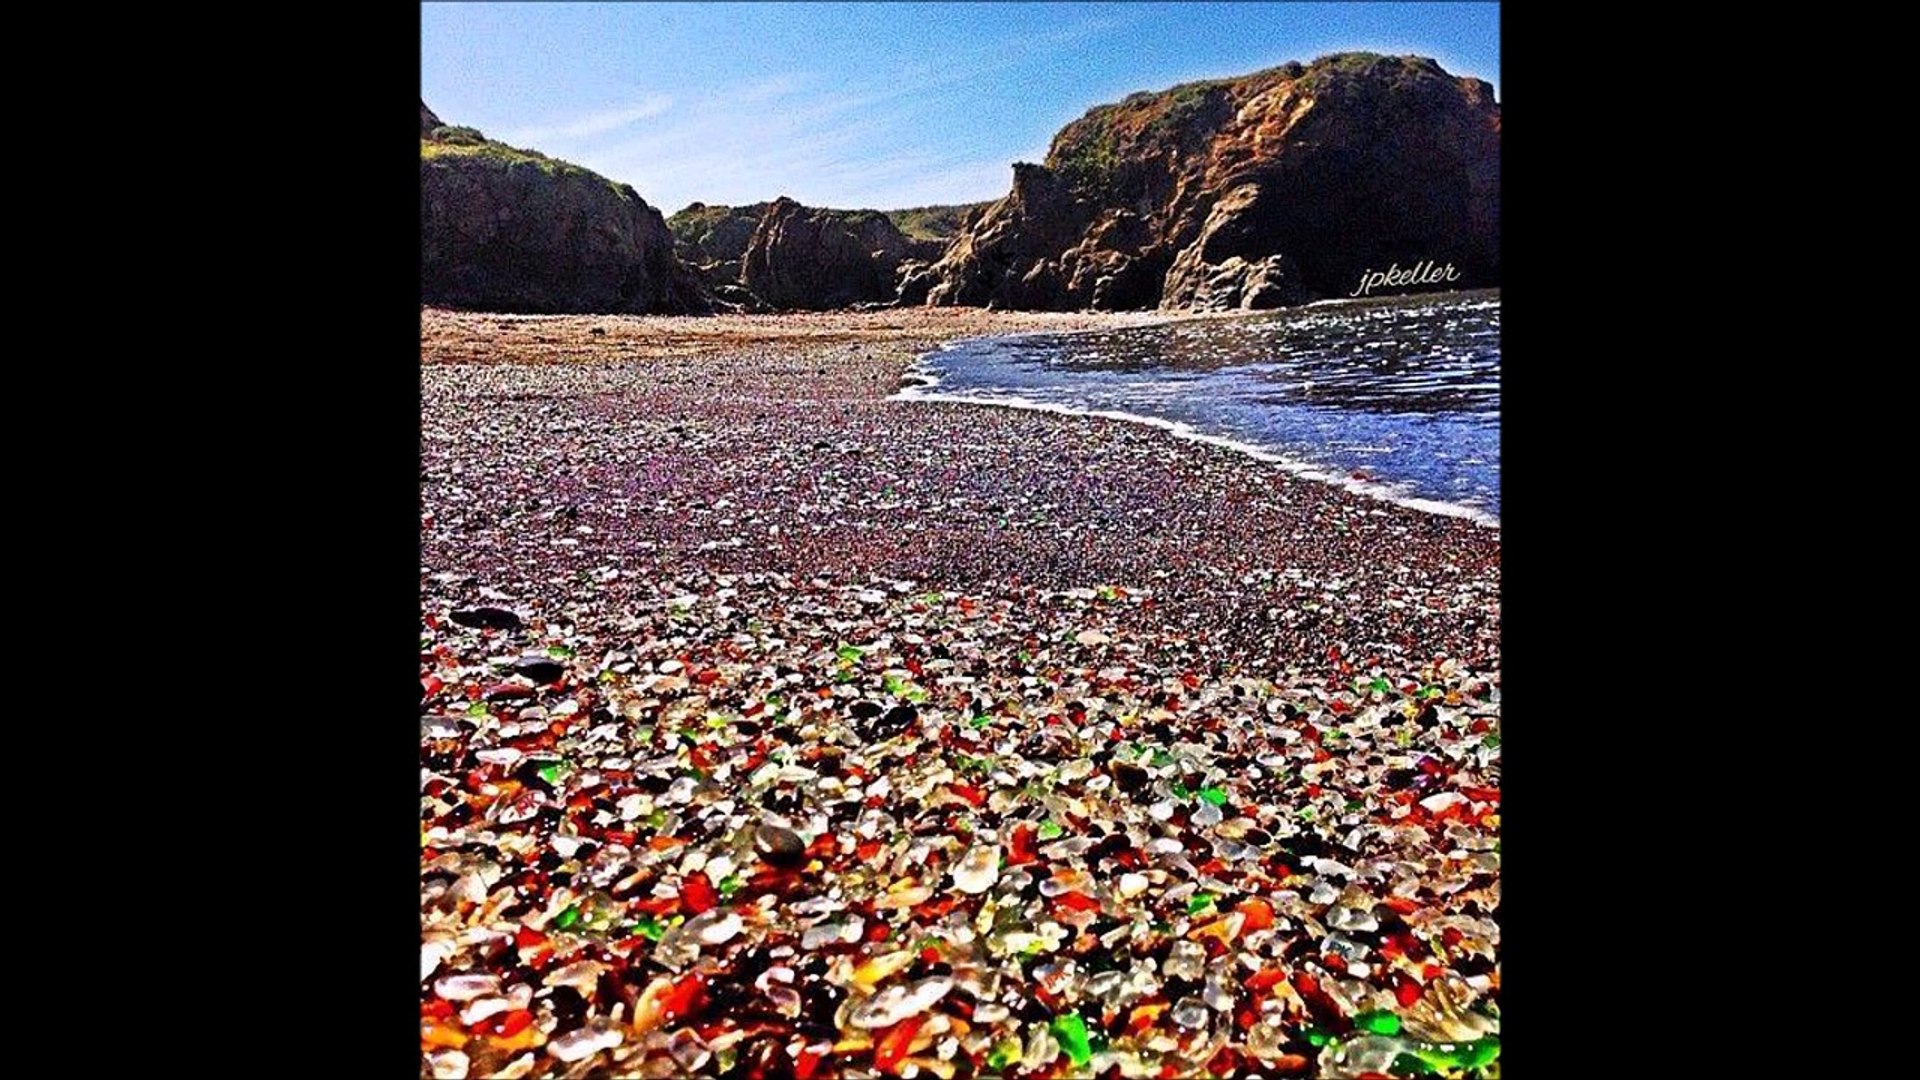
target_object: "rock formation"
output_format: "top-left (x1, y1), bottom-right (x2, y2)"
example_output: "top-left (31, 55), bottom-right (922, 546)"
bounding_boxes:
top-left (742, 198), bottom-right (942, 310)
top-left (670, 199), bottom-right (947, 311)
top-left (923, 53), bottom-right (1500, 312)
top-left (666, 202), bottom-right (771, 311)
top-left (420, 102), bottom-right (707, 314)
top-left (669, 203), bottom-right (769, 278)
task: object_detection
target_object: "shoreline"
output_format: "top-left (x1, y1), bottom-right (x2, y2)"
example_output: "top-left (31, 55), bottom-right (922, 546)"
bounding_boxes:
top-left (420, 307), bottom-right (1501, 1078)
top-left (891, 375), bottom-right (1500, 531)
top-left (892, 296), bottom-right (1500, 530)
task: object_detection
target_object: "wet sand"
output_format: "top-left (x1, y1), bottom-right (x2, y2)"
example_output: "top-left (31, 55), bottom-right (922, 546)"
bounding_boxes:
top-left (420, 307), bottom-right (1502, 1079)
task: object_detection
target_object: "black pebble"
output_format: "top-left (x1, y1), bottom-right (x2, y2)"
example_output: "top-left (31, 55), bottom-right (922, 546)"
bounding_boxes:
top-left (1109, 762), bottom-right (1152, 793)
top-left (754, 824), bottom-right (808, 868)
top-left (451, 606), bottom-right (522, 631)
top-left (796, 979), bottom-right (843, 1040)
top-left (513, 656), bottom-right (566, 683)
top-left (546, 986), bottom-right (588, 1028)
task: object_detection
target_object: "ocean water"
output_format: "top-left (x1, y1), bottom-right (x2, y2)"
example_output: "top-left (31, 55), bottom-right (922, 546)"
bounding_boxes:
top-left (897, 289), bottom-right (1500, 524)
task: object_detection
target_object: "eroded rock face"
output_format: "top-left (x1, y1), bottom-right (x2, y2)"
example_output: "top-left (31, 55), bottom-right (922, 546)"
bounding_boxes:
top-left (421, 100), bottom-right (444, 136)
top-left (420, 105), bottom-right (707, 314)
top-left (667, 202), bottom-right (770, 293)
top-left (670, 199), bottom-right (946, 311)
top-left (741, 197), bottom-right (941, 311)
top-left (894, 260), bottom-right (939, 307)
top-left (925, 164), bottom-right (1101, 309)
top-left (1160, 184), bottom-right (1310, 311)
top-left (924, 53), bottom-right (1500, 311)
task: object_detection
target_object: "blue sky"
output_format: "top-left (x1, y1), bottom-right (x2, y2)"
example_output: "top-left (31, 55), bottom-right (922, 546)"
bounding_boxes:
top-left (422, 3), bottom-right (1499, 216)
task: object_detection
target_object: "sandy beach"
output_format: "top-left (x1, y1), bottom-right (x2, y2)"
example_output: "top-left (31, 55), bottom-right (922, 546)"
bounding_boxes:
top-left (421, 308), bottom-right (1502, 1078)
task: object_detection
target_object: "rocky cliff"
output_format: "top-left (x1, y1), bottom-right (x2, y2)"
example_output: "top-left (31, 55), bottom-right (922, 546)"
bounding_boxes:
top-left (666, 202), bottom-right (770, 310)
top-left (743, 198), bottom-right (942, 310)
top-left (669, 198), bottom-right (946, 311)
top-left (924, 53), bottom-right (1500, 312)
top-left (668, 202), bottom-right (769, 278)
top-left (420, 103), bottom-right (707, 314)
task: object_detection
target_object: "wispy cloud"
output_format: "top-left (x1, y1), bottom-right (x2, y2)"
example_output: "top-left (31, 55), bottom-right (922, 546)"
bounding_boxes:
top-left (492, 12), bottom-right (1141, 213)
top-left (503, 95), bottom-right (674, 144)
top-left (736, 75), bottom-right (804, 104)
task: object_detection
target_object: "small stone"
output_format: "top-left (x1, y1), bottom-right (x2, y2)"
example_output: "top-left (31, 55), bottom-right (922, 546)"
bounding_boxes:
top-left (458, 993), bottom-right (508, 1030)
top-left (1329, 905), bottom-right (1379, 933)
top-left (1051, 1013), bottom-right (1092, 1067)
top-left (875, 704), bottom-right (919, 736)
top-left (974, 1003), bottom-right (1011, 1024)
top-left (849, 976), bottom-right (954, 1029)
top-left (545, 959), bottom-right (605, 993)
top-left (1323, 1034), bottom-right (1403, 1075)
top-left (422, 940), bottom-right (451, 982)
top-left (686, 909), bottom-right (744, 945)
top-left (1356, 1009), bottom-right (1402, 1036)
top-left (433, 972), bottom-right (500, 1001)
top-left (1247, 1020), bottom-right (1290, 1062)
top-left (1171, 997), bottom-right (1211, 1030)
top-left (1163, 940), bottom-right (1206, 980)
top-left (802, 914), bottom-right (863, 950)
top-left (546, 1024), bottom-right (622, 1063)
top-left (1110, 762), bottom-right (1152, 792)
top-left (951, 844), bottom-right (1001, 894)
top-left (513, 656), bottom-right (566, 683)
top-left (450, 607), bottom-right (521, 631)
top-left (754, 824), bottom-right (807, 868)
top-left (667, 1029), bottom-right (711, 1071)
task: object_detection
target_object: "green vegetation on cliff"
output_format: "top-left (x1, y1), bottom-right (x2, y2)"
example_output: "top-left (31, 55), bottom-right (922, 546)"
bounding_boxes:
top-left (421, 126), bottom-right (630, 197)
top-left (667, 202), bottom-right (755, 245)
top-left (421, 138), bottom-right (595, 182)
top-left (885, 202), bottom-right (993, 243)
top-left (1045, 52), bottom-right (1451, 196)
